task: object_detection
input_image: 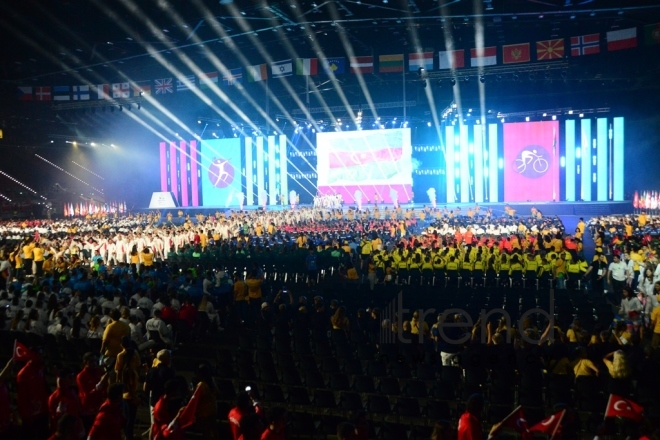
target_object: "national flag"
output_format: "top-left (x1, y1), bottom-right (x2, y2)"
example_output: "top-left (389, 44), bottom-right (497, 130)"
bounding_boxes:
top-left (94, 84), bottom-right (110, 100)
top-left (63, 204), bottom-right (69, 217)
top-left (408, 52), bottom-right (434, 71)
top-left (605, 395), bottom-right (644, 422)
top-left (571, 34), bottom-right (600, 56)
top-left (646, 191), bottom-right (651, 210)
top-left (470, 47), bottom-right (497, 66)
top-left (246, 64), bottom-right (267, 82)
top-left (17, 86), bottom-right (33, 101)
top-left (536, 39), bottom-right (565, 61)
top-left (112, 83), bottom-right (130, 98)
top-left (499, 406), bottom-right (531, 438)
top-left (72, 85), bottom-right (90, 101)
top-left (199, 71), bottom-right (218, 88)
top-left (633, 190), bottom-right (639, 209)
top-left (176, 75), bottom-right (195, 92)
top-left (350, 56), bottom-right (374, 74)
top-left (529, 410), bottom-right (565, 438)
top-left (35, 86), bottom-right (51, 101)
top-left (155, 78), bottom-right (174, 94)
top-left (438, 50), bottom-right (465, 69)
top-left (296, 58), bottom-right (318, 76)
top-left (645, 23), bottom-right (660, 46)
top-left (607, 27), bottom-right (637, 51)
top-left (322, 57), bottom-right (346, 75)
top-left (176, 386), bottom-right (202, 429)
top-left (503, 43), bottom-right (531, 64)
top-left (53, 86), bottom-right (71, 101)
top-left (133, 84), bottom-right (151, 96)
top-left (222, 68), bottom-right (242, 86)
top-left (378, 54), bottom-right (404, 73)
top-left (271, 60), bottom-right (293, 78)
top-left (13, 340), bottom-right (35, 362)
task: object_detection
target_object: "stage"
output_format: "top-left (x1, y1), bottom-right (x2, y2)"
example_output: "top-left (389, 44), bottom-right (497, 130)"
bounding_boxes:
top-left (144, 200), bottom-right (633, 217)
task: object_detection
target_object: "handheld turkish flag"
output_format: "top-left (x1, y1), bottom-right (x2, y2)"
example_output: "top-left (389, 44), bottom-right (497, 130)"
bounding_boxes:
top-left (13, 340), bottom-right (35, 362)
top-left (529, 410), bottom-right (565, 439)
top-left (499, 406), bottom-right (531, 439)
top-left (605, 394), bottom-right (644, 423)
top-left (176, 385), bottom-right (202, 429)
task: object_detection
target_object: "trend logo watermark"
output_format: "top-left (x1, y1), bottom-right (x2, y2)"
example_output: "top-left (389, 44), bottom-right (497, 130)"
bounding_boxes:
top-left (379, 289), bottom-right (555, 347)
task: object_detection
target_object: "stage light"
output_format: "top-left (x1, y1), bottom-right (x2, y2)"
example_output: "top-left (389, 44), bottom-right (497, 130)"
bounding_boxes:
top-left (501, 118), bottom-right (505, 123)
top-left (450, 78), bottom-right (456, 86)
top-left (427, 122), bottom-right (432, 127)
top-left (568, 110), bottom-right (573, 115)
top-left (498, 158), bottom-right (504, 169)
top-left (579, 113), bottom-right (584, 118)
top-left (552, 115), bottom-right (557, 120)
top-left (90, 142), bottom-right (96, 146)
top-left (469, 144), bottom-right (474, 154)
top-left (479, 76), bottom-right (485, 83)
top-left (576, 148), bottom-right (581, 158)
top-left (525, 117), bottom-right (530, 122)
top-left (542, 113), bottom-right (547, 117)
top-left (197, 120), bottom-right (201, 124)
top-left (560, 157), bottom-right (566, 167)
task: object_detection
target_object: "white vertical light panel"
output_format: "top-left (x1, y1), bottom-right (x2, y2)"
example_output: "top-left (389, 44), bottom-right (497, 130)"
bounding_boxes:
top-left (565, 120), bottom-right (576, 201)
top-left (445, 126), bottom-right (455, 203)
top-left (488, 124), bottom-right (498, 202)
top-left (256, 136), bottom-right (265, 207)
top-left (245, 137), bottom-right (253, 205)
top-left (460, 125), bottom-right (470, 203)
top-left (279, 135), bottom-right (288, 203)
top-left (268, 136), bottom-right (277, 205)
top-left (613, 118), bottom-right (624, 201)
top-left (581, 119), bottom-right (591, 202)
top-left (473, 124), bottom-right (484, 203)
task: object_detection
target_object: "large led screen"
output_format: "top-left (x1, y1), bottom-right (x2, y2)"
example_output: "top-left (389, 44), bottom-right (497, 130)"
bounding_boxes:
top-left (316, 128), bottom-right (413, 203)
top-left (503, 121), bottom-right (560, 202)
top-left (201, 138), bottom-right (243, 207)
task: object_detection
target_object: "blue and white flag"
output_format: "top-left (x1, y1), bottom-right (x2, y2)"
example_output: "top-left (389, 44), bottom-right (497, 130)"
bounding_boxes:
top-left (271, 59), bottom-right (293, 78)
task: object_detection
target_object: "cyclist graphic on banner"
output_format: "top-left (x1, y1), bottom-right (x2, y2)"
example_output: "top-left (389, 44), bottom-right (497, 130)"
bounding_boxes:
top-left (513, 145), bottom-right (551, 179)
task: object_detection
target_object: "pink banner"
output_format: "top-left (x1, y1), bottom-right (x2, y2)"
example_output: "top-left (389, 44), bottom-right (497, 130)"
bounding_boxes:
top-left (179, 141), bottom-right (189, 207)
top-left (318, 184), bottom-right (412, 204)
top-left (190, 140), bottom-right (199, 207)
top-left (160, 142), bottom-right (168, 192)
top-left (169, 142), bottom-right (178, 204)
top-left (503, 121), bottom-right (560, 202)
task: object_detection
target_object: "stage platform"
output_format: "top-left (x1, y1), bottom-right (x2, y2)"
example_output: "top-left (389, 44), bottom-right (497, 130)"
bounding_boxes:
top-left (144, 201), bottom-right (633, 217)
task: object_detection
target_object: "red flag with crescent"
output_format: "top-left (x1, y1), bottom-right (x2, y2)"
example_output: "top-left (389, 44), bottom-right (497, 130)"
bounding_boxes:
top-left (605, 394), bottom-right (644, 423)
top-left (529, 409), bottom-right (565, 438)
top-left (13, 340), bottom-right (35, 362)
top-left (499, 406), bottom-right (531, 439)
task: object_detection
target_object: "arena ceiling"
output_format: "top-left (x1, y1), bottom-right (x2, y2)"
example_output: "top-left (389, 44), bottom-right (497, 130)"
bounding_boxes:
top-left (1, 0), bottom-right (659, 82)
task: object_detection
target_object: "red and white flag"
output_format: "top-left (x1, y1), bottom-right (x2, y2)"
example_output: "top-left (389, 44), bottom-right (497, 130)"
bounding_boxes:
top-left (35, 86), bottom-right (51, 101)
top-left (349, 56), bottom-right (374, 74)
top-left (112, 82), bottom-right (130, 98)
top-left (499, 406), bottom-right (531, 439)
top-left (605, 394), bottom-right (644, 422)
top-left (607, 28), bottom-right (637, 51)
top-left (13, 340), bottom-right (35, 363)
top-left (95, 84), bottom-right (110, 100)
top-left (470, 47), bottom-right (497, 67)
top-left (529, 410), bottom-right (565, 439)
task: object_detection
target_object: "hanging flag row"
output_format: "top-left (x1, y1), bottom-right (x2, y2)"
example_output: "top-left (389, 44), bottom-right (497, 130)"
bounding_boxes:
top-left (63, 201), bottom-right (127, 217)
top-left (16, 23), bottom-right (660, 101)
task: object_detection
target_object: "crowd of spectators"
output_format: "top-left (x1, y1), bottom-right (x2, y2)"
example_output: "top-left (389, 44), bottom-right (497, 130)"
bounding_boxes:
top-left (0, 206), bottom-right (659, 438)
